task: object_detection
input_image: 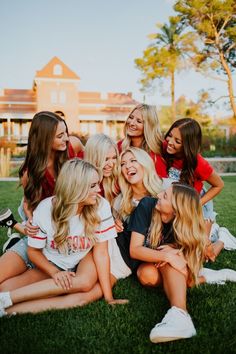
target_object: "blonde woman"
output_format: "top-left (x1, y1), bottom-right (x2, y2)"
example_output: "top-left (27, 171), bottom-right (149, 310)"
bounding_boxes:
top-left (0, 147), bottom-right (162, 315)
top-left (129, 183), bottom-right (206, 343)
top-left (117, 104), bottom-right (164, 173)
top-left (84, 133), bottom-right (119, 205)
top-left (0, 158), bottom-right (127, 316)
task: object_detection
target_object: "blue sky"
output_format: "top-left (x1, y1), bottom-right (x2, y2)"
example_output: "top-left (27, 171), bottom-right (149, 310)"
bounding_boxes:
top-left (0, 0), bottom-right (235, 117)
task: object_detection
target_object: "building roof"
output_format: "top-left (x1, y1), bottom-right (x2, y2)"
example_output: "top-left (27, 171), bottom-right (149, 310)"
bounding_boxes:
top-left (35, 56), bottom-right (80, 80)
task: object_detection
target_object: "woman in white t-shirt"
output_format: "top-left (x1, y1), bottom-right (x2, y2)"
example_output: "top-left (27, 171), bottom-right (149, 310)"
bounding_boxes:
top-left (0, 147), bottom-right (161, 315)
top-left (0, 158), bottom-right (127, 315)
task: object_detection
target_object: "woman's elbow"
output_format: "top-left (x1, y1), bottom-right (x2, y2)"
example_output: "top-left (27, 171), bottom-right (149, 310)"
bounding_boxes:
top-left (130, 246), bottom-right (138, 259)
top-left (219, 179), bottom-right (224, 191)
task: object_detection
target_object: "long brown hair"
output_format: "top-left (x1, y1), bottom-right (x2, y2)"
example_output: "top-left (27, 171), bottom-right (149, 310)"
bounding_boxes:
top-left (19, 111), bottom-right (69, 211)
top-left (163, 118), bottom-right (202, 186)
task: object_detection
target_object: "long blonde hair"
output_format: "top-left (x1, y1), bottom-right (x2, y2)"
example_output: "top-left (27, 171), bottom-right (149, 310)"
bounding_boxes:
top-left (118, 147), bottom-right (163, 218)
top-left (52, 158), bottom-right (101, 254)
top-left (84, 133), bottom-right (119, 204)
top-left (149, 183), bottom-right (206, 285)
top-left (121, 104), bottom-right (162, 154)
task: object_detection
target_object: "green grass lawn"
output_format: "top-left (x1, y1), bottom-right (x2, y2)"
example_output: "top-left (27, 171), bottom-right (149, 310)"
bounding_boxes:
top-left (0, 177), bottom-right (236, 354)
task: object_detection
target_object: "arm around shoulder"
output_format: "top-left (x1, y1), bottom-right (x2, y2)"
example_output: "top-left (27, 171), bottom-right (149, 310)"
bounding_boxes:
top-left (69, 135), bottom-right (84, 155)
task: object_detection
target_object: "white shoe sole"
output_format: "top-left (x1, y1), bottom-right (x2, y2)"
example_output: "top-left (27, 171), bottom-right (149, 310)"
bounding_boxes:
top-left (150, 333), bottom-right (196, 343)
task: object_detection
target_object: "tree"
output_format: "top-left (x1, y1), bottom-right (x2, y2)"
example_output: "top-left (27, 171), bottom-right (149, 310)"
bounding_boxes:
top-left (174, 0), bottom-right (236, 118)
top-left (135, 16), bottom-right (197, 122)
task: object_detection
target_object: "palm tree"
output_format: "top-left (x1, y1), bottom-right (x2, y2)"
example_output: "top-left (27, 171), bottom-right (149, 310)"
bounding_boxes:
top-left (135, 16), bottom-right (197, 122)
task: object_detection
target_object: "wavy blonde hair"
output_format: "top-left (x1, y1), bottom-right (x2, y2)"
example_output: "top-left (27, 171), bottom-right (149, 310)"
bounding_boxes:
top-left (52, 158), bottom-right (101, 254)
top-left (118, 147), bottom-right (163, 219)
top-left (121, 104), bottom-right (163, 154)
top-left (149, 183), bottom-right (206, 285)
top-left (84, 133), bottom-right (119, 204)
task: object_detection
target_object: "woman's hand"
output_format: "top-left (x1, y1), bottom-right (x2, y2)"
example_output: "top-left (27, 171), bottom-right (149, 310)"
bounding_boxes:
top-left (115, 218), bottom-right (124, 233)
top-left (52, 270), bottom-right (76, 290)
top-left (106, 298), bottom-right (129, 306)
top-left (24, 219), bottom-right (39, 237)
top-left (157, 245), bottom-right (187, 275)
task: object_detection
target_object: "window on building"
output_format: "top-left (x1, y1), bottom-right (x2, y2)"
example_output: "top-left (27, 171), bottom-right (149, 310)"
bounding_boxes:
top-left (89, 123), bottom-right (97, 135)
top-left (51, 91), bottom-right (58, 104)
top-left (53, 64), bottom-right (62, 75)
top-left (13, 122), bottom-right (20, 137)
top-left (22, 123), bottom-right (29, 138)
top-left (59, 91), bottom-right (66, 104)
top-left (80, 122), bottom-right (89, 134)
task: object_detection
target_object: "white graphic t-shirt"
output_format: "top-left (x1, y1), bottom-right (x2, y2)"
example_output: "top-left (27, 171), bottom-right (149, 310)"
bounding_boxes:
top-left (28, 196), bottom-right (117, 270)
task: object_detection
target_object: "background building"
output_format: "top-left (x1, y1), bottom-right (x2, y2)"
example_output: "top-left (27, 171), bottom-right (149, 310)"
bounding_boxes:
top-left (0, 57), bottom-right (138, 145)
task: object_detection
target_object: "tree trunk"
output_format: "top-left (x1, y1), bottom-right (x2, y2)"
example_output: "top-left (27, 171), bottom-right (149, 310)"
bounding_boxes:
top-left (219, 51), bottom-right (236, 118)
top-left (171, 70), bottom-right (176, 122)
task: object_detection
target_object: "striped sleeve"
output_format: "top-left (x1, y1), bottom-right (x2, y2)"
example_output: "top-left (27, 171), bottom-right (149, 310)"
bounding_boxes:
top-left (95, 197), bottom-right (117, 242)
top-left (27, 203), bottom-right (48, 249)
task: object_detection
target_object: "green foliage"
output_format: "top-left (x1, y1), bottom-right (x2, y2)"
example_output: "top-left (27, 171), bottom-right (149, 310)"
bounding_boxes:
top-left (158, 94), bottom-right (212, 131)
top-left (174, 0), bottom-right (236, 71)
top-left (135, 16), bottom-right (197, 84)
top-left (174, 0), bottom-right (236, 117)
top-left (202, 132), bottom-right (236, 157)
top-left (0, 178), bottom-right (236, 353)
top-left (135, 16), bottom-right (199, 121)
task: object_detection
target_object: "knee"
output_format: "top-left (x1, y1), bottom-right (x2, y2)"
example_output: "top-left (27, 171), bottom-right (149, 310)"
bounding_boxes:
top-left (137, 264), bottom-right (160, 287)
top-left (72, 276), bottom-right (95, 292)
top-left (0, 281), bottom-right (11, 292)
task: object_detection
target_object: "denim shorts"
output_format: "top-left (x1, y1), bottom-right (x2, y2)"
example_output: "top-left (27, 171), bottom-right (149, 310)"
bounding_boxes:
top-left (6, 236), bottom-right (35, 269)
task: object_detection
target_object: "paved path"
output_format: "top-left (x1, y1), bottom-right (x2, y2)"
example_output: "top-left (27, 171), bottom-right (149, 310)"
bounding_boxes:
top-left (0, 177), bottom-right (19, 181)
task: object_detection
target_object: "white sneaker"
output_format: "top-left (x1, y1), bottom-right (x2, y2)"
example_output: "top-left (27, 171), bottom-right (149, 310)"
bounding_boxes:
top-left (210, 223), bottom-right (220, 243)
top-left (149, 306), bottom-right (196, 343)
top-left (0, 292), bottom-right (12, 309)
top-left (200, 268), bottom-right (236, 284)
top-left (218, 227), bottom-right (236, 250)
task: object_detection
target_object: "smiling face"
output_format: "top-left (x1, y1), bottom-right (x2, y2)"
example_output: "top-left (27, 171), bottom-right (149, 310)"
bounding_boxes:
top-left (166, 127), bottom-right (183, 156)
top-left (51, 121), bottom-right (69, 151)
top-left (83, 170), bottom-right (101, 206)
top-left (155, 186), bottom-right (175, 223)
top-left (121, 151), bottom-right (144, 185)
top-left (102, 146), bottom-right (117, 178)
top-left (125, 108), bottom-right (144, 138)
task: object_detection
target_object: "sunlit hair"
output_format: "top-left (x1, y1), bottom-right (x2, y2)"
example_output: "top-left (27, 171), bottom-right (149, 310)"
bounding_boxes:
top-left (52, 158), bottom-right (100, 254)
top-left (118, 147), bottom-right (163, 218)
top-left (121, 104), bottom-right (162, 154)
top-left (84, 133), bottom-right (119, 204)
top-left (163, 118), bottom-right (202, 186)
top-left (149, 183), bottom-right (206, 285)
top-left (19, 111), bottom-right (69, 211)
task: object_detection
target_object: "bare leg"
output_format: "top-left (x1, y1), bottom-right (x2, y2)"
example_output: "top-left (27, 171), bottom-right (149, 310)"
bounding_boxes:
top-left (0, 268), bottom-right (50, 291)
top-left (159, 264), bottom-right (187, 311)
top-left (6, 274), bottom-right (118, 315)
top-left (0, 251), bottom-right (28, 284)
top-left (8, 251), bottom-right (99, 305)
top-left (212, 241), bottom-right (224, 259)
top-left (137, 263), bottom-right (162, 287)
